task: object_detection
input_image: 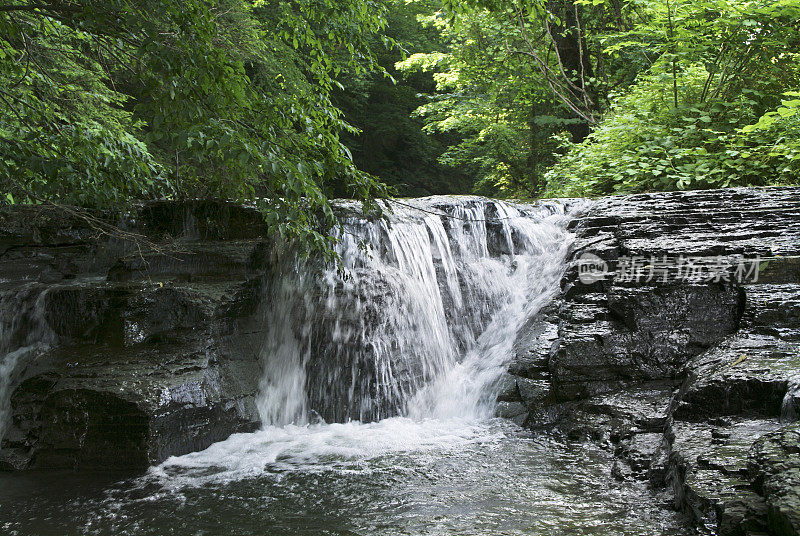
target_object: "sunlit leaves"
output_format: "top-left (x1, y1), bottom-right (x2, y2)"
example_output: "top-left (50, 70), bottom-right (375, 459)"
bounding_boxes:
top-left (545, 0), bottom-right (800, 197)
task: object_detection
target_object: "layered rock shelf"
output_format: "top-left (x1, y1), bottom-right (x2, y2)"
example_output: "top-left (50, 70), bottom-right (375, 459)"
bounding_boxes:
top-left (505, 186), bottom-right (800, 535)
top-left (0, 202), bottom-right (269, 470)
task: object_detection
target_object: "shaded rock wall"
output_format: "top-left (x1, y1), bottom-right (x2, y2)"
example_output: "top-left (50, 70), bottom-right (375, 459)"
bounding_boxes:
top-left (505, 186), bottom-right (800, 535)
top-left (0, 202), bottom-right (271, 470)
top-left (750, 425), bottom-right (800, 535)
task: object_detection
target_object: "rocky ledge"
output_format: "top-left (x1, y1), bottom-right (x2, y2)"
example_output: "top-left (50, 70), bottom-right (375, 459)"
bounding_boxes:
top-left (503, 186), bottom-right (800, 535)
top-left (0, 202), bottom-right (271, 470)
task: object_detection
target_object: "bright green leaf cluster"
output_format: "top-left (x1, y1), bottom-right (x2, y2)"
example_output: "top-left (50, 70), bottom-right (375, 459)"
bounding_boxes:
top-left (546, 0), bottom-right (800, 196)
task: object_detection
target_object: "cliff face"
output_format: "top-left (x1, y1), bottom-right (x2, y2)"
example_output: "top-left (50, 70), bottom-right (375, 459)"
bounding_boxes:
top-left (0, 202), bottom-right (270, 470)
top-left (504, 187), bottom-right (800, 535)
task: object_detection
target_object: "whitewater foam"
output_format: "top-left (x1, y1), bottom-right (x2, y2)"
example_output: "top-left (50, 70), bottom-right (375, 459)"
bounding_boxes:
top-left (153, 197), bottom-right (580, 485)
top-left (151, 417), bottom-right (506, 487)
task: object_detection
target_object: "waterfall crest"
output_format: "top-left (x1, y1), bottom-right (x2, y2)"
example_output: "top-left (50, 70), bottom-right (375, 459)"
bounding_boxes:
top-left (256, 197), bottom-right (577, 426)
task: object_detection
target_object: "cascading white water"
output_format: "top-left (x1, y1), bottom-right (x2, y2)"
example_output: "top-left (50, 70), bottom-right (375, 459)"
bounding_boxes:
top-left (0, 288), bottom-right (55, 445)
top-left (780, 380), bottom-right (800, 423)
top-left (148, 197), bottom-right (578, 486)
top-left (408, 202), bottom-right (574, 420)
top-left (256, 270), bottom-right (313, 426)
top-left (256, 197), bottom-right (577, 426)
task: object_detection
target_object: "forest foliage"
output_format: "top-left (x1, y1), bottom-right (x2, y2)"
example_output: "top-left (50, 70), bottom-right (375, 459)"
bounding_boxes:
top-left (398, 0), bottom-right (800, 197)
top-left (0, 0), bottom-right (390, 254)
top-left (1, 0), bottom-right (799, 244)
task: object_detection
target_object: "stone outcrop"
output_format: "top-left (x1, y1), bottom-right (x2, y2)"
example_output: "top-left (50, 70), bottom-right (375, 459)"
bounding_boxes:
top-left (0, 202), bottom-right (270, 470)
top-left (505, 186), bottom-right (800, 535)
top-left (749, 425), bottom-right (800, 535)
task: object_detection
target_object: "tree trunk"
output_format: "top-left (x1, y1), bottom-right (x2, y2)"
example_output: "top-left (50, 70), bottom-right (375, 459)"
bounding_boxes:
top-left (547, 0), bottom-right (595, 142)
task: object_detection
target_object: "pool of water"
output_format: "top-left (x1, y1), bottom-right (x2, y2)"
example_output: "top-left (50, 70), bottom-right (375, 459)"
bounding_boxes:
top-left (0, 418), bottom-right (691, 536)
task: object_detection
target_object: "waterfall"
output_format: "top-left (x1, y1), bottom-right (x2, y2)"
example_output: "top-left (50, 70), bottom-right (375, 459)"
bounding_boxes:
top-left (256, 270), bottom-right (313, 426)
top-left (256, 197), bottom-right (577, 426)
top-left (0, 288), bottom-right (54, 445)
top-left (780, 380), bottom-right (800, 423)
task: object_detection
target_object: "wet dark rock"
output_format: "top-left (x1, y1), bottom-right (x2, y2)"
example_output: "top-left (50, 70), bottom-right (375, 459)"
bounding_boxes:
top-left (130, 200), bottom-right (270, 241)
top-left (748, 425), bottom-right (800, 535)
top-left (581, 383), bottom-right (676, 433)
top-left (495, 401), bottom-right (528, 426)
top-left (717, 496), bottom-right (770, 536)
top-left (0, 207), bottom-right (104, 289)
top-left (495, 373), bottom-right (522, 403)
top-left (517, 378), bottom-right (550, 408)
top-left (508, 303), bottom-right (559, 381)
top-left (672, 335), bottom-right (797, 422)
top-left (4, 308), bottom-right (262, 471)
top-left (551, 284), bottom-right (743, 401)
top-left (0, 202), bottom-right (270, 471)
top-left (530, 383), bottom-right (675, 448)
top-left (513, 187), bottom-right (800, 536)
top-left (617, 432), bottom-right (664, 476)
top-left (665, 418), bottom-right (780, 529)
top-left (498, 303), bottom-right (559, 422)
top-left (107, 241), bottom-right (267, 283)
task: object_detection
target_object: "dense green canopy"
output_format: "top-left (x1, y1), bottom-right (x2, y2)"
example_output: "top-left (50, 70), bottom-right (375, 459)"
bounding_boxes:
top-left (1, 0), bottom-right (799, 250)
top-left (0, 0), bottom-right (389, 253)
top-left (396, 0), bottom-right (800, 197)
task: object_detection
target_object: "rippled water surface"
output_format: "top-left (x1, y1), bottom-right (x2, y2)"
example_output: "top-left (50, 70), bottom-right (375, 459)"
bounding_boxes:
top-left (0, 418), bottom-right (691, 536)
